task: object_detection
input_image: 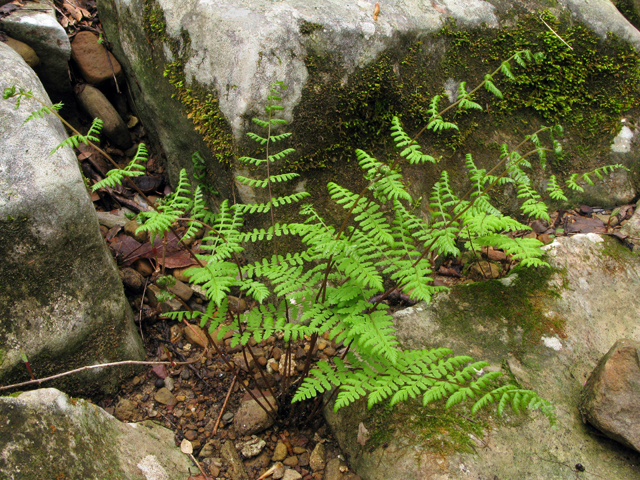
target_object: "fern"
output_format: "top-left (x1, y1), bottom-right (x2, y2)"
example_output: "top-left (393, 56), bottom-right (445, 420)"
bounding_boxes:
top-left (92, 143), bottom-right (148, 191)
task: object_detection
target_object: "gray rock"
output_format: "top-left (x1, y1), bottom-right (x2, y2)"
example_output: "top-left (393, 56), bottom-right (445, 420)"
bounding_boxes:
top-left (233, 392), bottom-right (277, 435)
top-left (0, 1), bottom-right (71, 100)
top-left (0, 43), bottom-right (144, 395)
top-left (76, 84), bottom-right (132, 149)
top-left (323, 458), bottom-right (346, 480)
top-left (579, 339), bottom-right (640, 453)
top-left (309, 442), bottom-right (326, 472)
top-left (220, 440), bottom-right (250, 480)
top-left (324, 234), bottom-right (640, 479)
top-left (100, 0), bottom-right (640, 213)
top-left (282, 468), bottom-right (303, 480)
top-left (236, 435), bottom-right (266, 458)
top-left (0, 388), bottom-right (190, 479)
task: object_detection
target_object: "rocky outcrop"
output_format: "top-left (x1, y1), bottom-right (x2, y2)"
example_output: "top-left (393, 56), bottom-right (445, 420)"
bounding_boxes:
top-left (324, 234), bottom-right (640, 479)
top-left (579, 339), bottom-right (640, 453)
top-left (98, 0), bottom-right (639, 211)
top-left (0, 388), bottom-right (191, 479)
top-left (0, 42), bottom-right (144, 395)
top-left (0, 1), bottom-right (72, 105)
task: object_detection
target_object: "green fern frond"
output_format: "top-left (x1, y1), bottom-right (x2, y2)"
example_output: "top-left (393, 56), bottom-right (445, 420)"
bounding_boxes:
top-left (92, 143), bottom-right (148, 191)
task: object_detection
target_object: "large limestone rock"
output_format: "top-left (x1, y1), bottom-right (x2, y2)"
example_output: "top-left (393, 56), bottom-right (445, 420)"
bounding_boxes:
top-left (0, 1), bottom-right (73, 106)
top-left (0, 43), bottom-right (145, 395)
top-left (0, 388), bottom-right (191, 479)
top-left (324, 234), bottom-right (640, 479)
top-left (579, 339), bottom-right (640, 453)
top-left (98, 0), bottom-right (639, 211)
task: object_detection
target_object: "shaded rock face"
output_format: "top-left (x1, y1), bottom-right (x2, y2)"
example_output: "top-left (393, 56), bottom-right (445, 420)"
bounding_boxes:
top-left (98, 0), bottom-right (639, 212)
top-left (579, 339), bottom-right (640, 453)
top-left (324, 234), bottom-right (640, 479)
top-left (0, 1), bottom-right (73, 107)
top-left (0, 43), bottom-right (145, 395)
top-left (0, 388), bottom-right (191, 479)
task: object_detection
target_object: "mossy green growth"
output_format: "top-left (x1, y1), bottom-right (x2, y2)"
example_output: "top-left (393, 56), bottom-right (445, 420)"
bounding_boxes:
top-left (299, 21), bottom-right (323, 35)
top-left (446, 264), bottom-right (565, 359)
top-left (438, 12), bottom-right (640, 170)
top-left (364, 398), bottom-right (489, 454)
top-left (142, 0), bottom-right (234, 164)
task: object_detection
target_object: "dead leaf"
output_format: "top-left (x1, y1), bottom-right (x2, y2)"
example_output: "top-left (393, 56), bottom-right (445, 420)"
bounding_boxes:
top-left (357, 422), bottom-right (370, 446)
top-left (564, 215), bottom-right (606, 234)
top-left (373, 2), bottom-right (380, 21)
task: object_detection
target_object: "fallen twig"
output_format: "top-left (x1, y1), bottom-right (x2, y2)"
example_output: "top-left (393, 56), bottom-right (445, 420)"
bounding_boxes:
top-left (212, 375), bottom-right (236, 436)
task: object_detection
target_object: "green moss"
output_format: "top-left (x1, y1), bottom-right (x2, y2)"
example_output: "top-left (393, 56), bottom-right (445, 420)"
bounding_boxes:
top-left (142, 0), bottom-right (234, 164)
top-left (299, 21), bottom-right (323, 35)
top-left (364, 399), bottom-right (489, 454)
top-left (291, 12), bottom-right (640, 177)
top-left (438, 12), bottom-right (640, 170)
top-left (443, 264), bottom-right (565, 359)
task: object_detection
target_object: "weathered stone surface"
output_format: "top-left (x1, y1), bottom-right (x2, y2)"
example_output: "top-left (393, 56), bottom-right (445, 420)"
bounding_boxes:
top-left (0, 1), bottom-right (72, 102)
top-left (221, 440), bottom-right (250, 480)
top-left (76, 84), bottom-right (132, 149)
top-left (0, 388), bottom-right (191, 479)
top-left (579, 339), bottom-right (640, 452)
top-left (99, 0), bottom-right (639, 213)
top-left (324, 234), bottom-right (640, 479)
top-left (0, 43), bottom-right (144, 395)
top-left (233, 392), bottom-right (277, 435)
top-left (71, 31), bottom-right (122, 85)
top-left (2, 36), bottom-right (39, 67)
top-left (309, 442), bottom-right (326, 472)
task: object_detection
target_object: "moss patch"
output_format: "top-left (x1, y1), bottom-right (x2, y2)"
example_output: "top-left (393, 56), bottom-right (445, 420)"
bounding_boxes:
top-left (291, 12), bottom-right (640, 180)
top-left (364, 398), bottom-right (489, 454)
top-left (442, 264), bottom-right (565, 360)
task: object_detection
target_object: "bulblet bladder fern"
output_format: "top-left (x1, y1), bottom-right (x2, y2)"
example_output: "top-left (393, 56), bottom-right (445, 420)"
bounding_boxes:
top-left (9, 46), bottom-right (627, 428)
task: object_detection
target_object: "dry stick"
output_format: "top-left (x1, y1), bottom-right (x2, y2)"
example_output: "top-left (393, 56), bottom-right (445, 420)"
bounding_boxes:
top-left (0, 358), bottom-right (205, 392)
top-left (138, 278), bottom-right (149, 342)
top-left (466, 226), bottom-right (487, 279)
top-left (202, 329), bottom-right (278, 423)
top-left (539, 15), bottom-right (574, 51)
top-left (102, 41), bottom-right (122, 94)
top-left (212, 375), bottom-right (237, 436)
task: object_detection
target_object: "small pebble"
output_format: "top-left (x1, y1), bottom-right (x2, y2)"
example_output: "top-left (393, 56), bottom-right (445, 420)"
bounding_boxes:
top-left (222, 412), bottom-right (234, 423)
top-left (180, 368), bottom-right (191, 380)
top-left (164, 377), bottom-right (175, 391)
top-left (154, 378), bottom-right (164, 389)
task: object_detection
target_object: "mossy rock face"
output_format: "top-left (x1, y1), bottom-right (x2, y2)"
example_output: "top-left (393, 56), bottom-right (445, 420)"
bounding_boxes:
top-left (324, 234), bottom-right (640, 479)
top-left (0, 43), bottom-right (145, 395)
top-left (0, 389), bottom-right (190, 478)
top-left (98, 0), bottom-right (640, 221)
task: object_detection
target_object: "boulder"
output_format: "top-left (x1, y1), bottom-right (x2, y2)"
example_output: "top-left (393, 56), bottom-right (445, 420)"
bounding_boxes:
top-left (0, 1), bottom-right (72, 105)
top-left (98, 0), bottom-right (640, 212)
top-left (324, 234), bottom-right (640, 479)
top-left (0, 42), bottom-right (145, 395)
top-left (579, 339), bottom-right (640, 453)
top-left (71, 31), bottom-right (123, 85)
top-left (76, 84), bottom-right (133, 149)
top-left (0, 388), bottom-right (191, 479)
